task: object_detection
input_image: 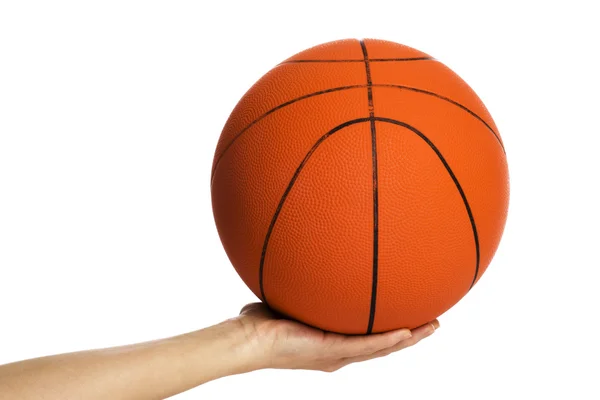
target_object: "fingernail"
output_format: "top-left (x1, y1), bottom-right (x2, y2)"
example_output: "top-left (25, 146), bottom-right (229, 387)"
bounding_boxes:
top-left (425, 319), bottom-right (440, 332)
top-left (424, 322), bottom-right (438, 336)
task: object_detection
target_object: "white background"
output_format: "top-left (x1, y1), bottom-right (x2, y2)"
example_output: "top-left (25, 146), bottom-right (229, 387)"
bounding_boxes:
top-left (1, 1), bottom-right (599, 399)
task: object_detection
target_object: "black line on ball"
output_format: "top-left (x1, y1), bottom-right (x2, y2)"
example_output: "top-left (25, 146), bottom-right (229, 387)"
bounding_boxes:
top-left (211, 85), bottom-right (364, 182)
top-left (371, 57), bottom-right (434, 62)
top-left (378, 84), bottom-right (505, 153)
top-left (375, 117), bottom-right (481, 289)
top-left (258, 117), bottom-right (480, 324)
top-left (360, 39), bottom-right (380, 335)
top-left (258, 118), bottom-right (372, 306)
top-left (279, 57), bottom-right (434, 64)
top-left (211, 85), bottom-right (503, 183)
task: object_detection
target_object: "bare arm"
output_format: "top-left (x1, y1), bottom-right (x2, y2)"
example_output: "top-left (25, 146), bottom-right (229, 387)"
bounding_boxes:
top-left (0, 319), bottom-right (254, 400)
top-left (0, 304), bottom-right (438, 399)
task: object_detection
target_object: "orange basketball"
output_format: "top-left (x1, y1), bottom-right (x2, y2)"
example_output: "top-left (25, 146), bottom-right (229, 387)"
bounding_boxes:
top-left (211, 39), bottom-right (509, 334)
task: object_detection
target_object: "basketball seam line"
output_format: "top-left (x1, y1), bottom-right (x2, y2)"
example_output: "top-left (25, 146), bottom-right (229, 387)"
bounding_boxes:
top-left (257, 117), bottom-right (480, 325)
top-left (258, 118), bottom-right (372, 306)
top-left (279, 57), bottom-right (434, 64)
top-left (360, 39), bottom-right (379, 335)
top-left (211, 85), bottom-right (504, 183)
top-left (376, 117), bottom-right (481, 289)
top-left (380, 84), bottom-right (505, 153)
top-left (210, 85), bottom-right (365, 181)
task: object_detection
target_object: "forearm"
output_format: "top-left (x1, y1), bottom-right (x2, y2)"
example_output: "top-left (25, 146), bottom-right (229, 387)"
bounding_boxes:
top-left (0, 319), bottom-right (256, 400)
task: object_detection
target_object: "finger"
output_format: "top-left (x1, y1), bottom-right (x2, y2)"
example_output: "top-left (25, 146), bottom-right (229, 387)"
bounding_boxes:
top-left (339, 319), bottom-right (439, 366)
top-left (240, 302), bottom-right (260, 314)
top-left (378, 319), bottom-right (439, 354)
top-left (239, 302), bottom-right (276, 318)
top-left (381, 319), bottom-right (439, 353)
top-left (324, 328), bottom-right (413, 358)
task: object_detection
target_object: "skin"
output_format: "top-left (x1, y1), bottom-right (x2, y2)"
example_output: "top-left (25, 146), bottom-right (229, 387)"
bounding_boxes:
top-left (0, 303), bottom-right (439, 399)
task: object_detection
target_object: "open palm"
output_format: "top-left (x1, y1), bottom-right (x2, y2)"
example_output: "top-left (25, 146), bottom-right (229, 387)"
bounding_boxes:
top-left (237, 303), bottom-right (439, 372)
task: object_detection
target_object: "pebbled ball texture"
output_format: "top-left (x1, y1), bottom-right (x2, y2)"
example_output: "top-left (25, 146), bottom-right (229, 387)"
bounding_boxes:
top-left (211, 39), bottom-right (509, 334)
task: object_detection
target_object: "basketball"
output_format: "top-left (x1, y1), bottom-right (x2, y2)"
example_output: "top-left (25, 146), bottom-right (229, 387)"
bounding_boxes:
top-left (211, 38), bottom-right (509, 334)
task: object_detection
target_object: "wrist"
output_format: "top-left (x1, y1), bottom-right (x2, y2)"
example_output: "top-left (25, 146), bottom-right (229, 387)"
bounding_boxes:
top-left (218, 316), bottom-right (275, 373)
top-left (179, 318), bottom-right (267, 382)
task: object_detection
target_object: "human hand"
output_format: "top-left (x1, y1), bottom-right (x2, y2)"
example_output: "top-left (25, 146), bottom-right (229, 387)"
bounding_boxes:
top-left (236, 303), bottom-right (439, 373)
top-left (0, 304), bottom-right (439, 399)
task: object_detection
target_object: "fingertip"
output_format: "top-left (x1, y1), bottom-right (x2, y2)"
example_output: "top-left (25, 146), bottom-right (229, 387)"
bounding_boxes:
top-left (408, 319), bottom-right (440, 339)
top-left (239, 302), bottom-right (262, 315)
top-left (424, 319), bottom-right (440, 336)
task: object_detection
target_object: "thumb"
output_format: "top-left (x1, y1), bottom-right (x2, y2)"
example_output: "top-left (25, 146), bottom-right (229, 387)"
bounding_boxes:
top-left (239, 302), bottom-right (278, 319)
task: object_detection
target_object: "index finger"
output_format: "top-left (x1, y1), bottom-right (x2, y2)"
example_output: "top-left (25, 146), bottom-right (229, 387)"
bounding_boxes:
top-left (325, 328), bottom-right (413, 359)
